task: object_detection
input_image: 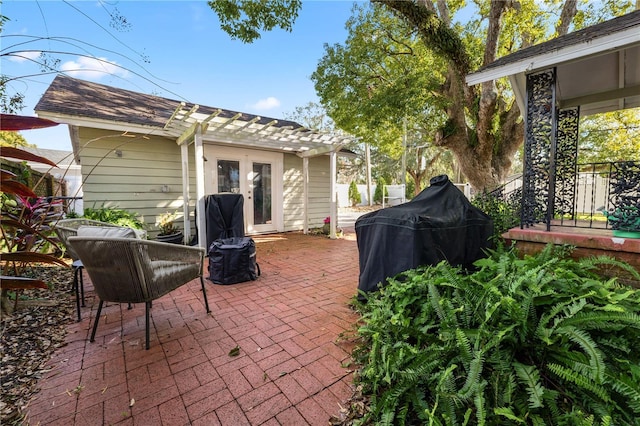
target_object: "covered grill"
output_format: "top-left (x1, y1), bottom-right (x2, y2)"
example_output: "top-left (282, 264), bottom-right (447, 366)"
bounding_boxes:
top-left (355, 175), bottom-right (493, 295)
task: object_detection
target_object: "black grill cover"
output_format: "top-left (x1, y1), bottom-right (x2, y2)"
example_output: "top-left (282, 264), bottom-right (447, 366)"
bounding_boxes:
top-left (204, 194), bottom-right (245, 250)
top-left (355, 175), bottom-right (493, 295)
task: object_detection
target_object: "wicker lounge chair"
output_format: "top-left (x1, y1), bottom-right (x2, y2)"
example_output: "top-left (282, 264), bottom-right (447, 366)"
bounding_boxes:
top-left (54, 219), bottom-right (127, 321)
top-left (68, 236), bottom-right (211, 349)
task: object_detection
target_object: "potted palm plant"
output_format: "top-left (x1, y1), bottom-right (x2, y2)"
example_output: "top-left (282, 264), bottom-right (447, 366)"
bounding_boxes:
top-left (156, 211), bottom-right (183, 244)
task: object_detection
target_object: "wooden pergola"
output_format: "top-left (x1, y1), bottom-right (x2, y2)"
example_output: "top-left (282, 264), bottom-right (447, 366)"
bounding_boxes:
top-left (162, 103), bottom-right (356, 245)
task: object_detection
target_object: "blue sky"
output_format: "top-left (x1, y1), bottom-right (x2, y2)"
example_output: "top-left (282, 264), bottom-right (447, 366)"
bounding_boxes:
top-left (2, 1), bottom-right (359, 151)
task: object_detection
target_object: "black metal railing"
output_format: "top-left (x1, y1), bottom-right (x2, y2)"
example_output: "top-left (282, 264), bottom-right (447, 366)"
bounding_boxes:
top-left (487, 160), bottom-right (639, 230)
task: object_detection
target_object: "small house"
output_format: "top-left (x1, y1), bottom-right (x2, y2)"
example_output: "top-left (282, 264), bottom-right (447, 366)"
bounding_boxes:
top-left (35, 75), bottom-right (353, 244)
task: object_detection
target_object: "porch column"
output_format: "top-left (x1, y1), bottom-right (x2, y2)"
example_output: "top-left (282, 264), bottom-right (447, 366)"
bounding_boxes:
top-left (180, 143), bottom-right (191, 243)
top-left (303, 157), bottom-right (309, 234)
top-left (554, 107), bottom-right (580, 223)
top-left (194, 124), bottom-right (206, 249)
top-left (522, 68), bottom-right (557, 230)
top-left (330, 150), bottom-right (337, 239)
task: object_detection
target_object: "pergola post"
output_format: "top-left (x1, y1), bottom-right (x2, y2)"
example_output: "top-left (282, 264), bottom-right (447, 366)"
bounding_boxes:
top-left (329, 150), bottom-right (337, 239)
top-left (180, 143), bottom-right (191, 243)
top-left (194, 124), bottom-right (206, 249)
top-left (303, 157), bottom-right (309, 234)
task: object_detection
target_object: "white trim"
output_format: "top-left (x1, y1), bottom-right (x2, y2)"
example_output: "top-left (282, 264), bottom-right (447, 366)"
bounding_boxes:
top-left (35, 112), bottom-right (168, 137)
top-left (203, 145), bottom-right (284, 234)
top-left (466, 27), bottom-right (640, 85)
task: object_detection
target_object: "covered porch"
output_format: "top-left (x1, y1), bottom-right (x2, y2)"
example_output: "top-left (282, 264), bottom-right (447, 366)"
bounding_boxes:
top-left (466, 11), bottom-right (640, 282)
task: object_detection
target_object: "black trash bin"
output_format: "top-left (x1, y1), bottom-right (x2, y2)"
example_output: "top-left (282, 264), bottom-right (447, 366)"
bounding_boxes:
top-left (355, 175), bottom-right (493, 296)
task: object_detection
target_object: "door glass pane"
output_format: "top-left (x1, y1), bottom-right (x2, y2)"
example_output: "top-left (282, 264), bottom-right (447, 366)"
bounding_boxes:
top-left (253, 163), bottom-right (272, 225)
top-left (217, 160), bottom-right (240, 193)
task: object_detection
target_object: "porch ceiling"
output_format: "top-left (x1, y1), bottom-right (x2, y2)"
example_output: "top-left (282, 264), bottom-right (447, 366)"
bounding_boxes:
top-left (466, 11), bottom-right (640, 117)
top-left (165, 103), bottom-right (354, 157)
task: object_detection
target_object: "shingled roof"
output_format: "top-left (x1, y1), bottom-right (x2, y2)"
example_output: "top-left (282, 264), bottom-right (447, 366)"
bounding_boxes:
top-left (35, 75), bottom-right (355, 155)
top-left (35, 75), bottom-right (301, 131)
top-left (473, 10), bottom-right (640, 76)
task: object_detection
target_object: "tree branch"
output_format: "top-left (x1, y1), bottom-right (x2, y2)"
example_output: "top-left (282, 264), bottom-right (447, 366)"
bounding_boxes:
top-left (374, 0), bottom-right (471, 76)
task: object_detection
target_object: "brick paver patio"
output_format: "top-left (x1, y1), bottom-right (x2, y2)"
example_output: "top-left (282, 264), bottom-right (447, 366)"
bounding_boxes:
top-left (25, 232), bottom-right (361, 425)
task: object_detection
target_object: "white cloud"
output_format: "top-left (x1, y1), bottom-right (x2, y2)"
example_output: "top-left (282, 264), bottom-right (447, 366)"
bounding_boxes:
top-left (60, 56), bottom-right (129, 79)
top-left (8, 51), bottom-right (41, 63)
top-left (251, 97), bottom-right (281, 111)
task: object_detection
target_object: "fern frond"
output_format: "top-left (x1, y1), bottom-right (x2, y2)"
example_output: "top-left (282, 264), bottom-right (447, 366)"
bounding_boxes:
top-left (547, 362), bottom-right (611, 402)
top-left (554, 326), bottom-right (605, 383)
top-left (459, 351), bottom-right (485, 401)
top-left (428, 284), bottom-right (447, 324)
top-left (494, 407), bottom-right (526, 423)
top-left (607, 372), bottom-right (640, 414)
top-left (455, 328), bottom-right (473, 364)
top-left (559, 311), bottom-right (640, 331)
top-left (586, 256), bottom-right (640, 281)
top-left (379, 409), bottom-right (394, 426)
top-left (513, 362), bottom-right (545, 408)
top-left (536, 296), bottom-right (593, 343)
top-left (473, 383), bottom-right (487, 426)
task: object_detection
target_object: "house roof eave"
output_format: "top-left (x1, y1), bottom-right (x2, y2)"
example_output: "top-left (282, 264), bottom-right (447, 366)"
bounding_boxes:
top-left (466, 25), bottom-right (640, 86)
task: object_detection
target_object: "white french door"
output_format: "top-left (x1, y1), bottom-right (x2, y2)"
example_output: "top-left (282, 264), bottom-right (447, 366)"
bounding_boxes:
top-left (204, 146), bottom-right (282, 234)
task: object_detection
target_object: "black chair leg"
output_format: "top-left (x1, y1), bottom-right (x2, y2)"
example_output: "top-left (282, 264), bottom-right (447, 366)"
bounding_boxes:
top-left (73, 266), bottom-right (82, 322)
top-left (145, 301), bottom-right (151, 350)
top-left (79, 268), bottom-right (85, 307)
top-left (200, 276), bottom-right (211, 313)
top-left (90, 300), bottom-right (104, 343)
top-left (78, 266), bottom-right (86, 307)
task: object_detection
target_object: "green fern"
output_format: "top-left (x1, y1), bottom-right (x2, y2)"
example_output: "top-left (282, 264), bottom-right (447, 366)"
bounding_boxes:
top-left (351, 244), bottom-right (640, 425)
top-left (513, 363), bottom-right (545, 408)
top-left (494, 407), bottom-right (526, 423)
top-left (554, 326), bottom-right (605, 382)
top-left (547, 362), bottom-right (611, 402)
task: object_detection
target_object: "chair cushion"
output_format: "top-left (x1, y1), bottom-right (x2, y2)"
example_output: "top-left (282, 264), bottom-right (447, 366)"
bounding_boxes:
top-left (77, 225), bottom-right (139, 239)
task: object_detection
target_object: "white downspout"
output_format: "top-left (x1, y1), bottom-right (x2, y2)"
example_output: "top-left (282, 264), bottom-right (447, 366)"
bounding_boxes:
top-left (194, 124), bottom-right (207, 249)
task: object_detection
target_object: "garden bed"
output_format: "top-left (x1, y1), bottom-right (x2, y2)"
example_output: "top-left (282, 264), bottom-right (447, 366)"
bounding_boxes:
top-left (0, 265), bottom-right (74, 425)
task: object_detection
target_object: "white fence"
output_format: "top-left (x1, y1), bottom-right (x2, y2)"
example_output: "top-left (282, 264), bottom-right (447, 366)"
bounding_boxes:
top-left (336, 181), bottom-right (473, 208)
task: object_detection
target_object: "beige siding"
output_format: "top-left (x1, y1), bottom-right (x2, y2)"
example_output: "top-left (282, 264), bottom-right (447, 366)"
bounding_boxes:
top-left (282, 154), bottom-right (330, 231)
top-left (79, 128), bottom-right (332, 236)
top-left (78, 128), bottom-right (196, 237)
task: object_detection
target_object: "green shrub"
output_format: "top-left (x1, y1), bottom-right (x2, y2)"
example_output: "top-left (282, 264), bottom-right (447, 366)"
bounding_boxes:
top-left (472, 190), bottom-right (520, 241)
top-left (349, 181), bottom-right (362, 207)
top-left (353, 245), bottom-right (640, 425)
top-left (373, 178), bottom-right (387, 204)
top-left (82, 204), bottom-right (145, 229)
top-left (405, 179), bottom-right (415, 200)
